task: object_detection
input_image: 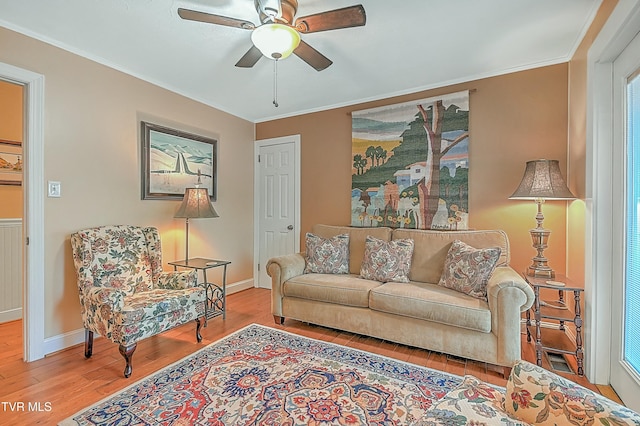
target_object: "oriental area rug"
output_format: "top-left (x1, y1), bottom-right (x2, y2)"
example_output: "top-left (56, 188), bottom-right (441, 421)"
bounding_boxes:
top-left (60, 324), bottom-right (461, 425)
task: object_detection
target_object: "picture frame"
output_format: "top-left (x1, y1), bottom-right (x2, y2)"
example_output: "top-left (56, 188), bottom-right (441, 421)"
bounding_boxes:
top-left (141, 121), bottom-right (217, 200)
top-left (0, 141), bottom-right (23, 186)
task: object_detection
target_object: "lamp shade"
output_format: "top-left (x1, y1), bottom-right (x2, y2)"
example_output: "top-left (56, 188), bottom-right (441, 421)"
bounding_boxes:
top-left (174, 187), bottom-right (219, 219)
top-left (509, 159), bottom-right (575, 200)
top-left (251, 23), bottom-right (301, 60)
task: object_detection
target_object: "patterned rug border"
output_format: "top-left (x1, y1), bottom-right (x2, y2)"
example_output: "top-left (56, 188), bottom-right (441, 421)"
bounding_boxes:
top-left (58, 323), bottom-right (262, 425)
top-left (59, 323), bottom-right (465, 425)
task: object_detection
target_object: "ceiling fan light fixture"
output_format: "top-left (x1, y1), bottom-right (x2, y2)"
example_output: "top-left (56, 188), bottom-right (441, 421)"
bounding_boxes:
top-left (251, 23), bottom-right (300, 60)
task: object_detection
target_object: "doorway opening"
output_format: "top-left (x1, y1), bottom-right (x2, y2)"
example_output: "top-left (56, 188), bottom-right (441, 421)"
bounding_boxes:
top-left (0, 61), bottom-right (45, 362)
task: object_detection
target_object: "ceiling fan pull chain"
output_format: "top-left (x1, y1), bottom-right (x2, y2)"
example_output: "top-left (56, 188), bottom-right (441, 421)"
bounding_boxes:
top-left (273, 59), bottom-right (279, 107)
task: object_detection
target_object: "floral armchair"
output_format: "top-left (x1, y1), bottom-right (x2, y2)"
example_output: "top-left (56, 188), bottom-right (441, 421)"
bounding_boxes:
top-left (70, 225), bottom-right (206, 377)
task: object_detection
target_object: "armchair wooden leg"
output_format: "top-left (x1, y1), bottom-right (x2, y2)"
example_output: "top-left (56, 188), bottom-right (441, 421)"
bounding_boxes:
top-left (195, 318), bottom-right (203, 343)
top-left (84, 329), bottom-right (93, 358)
top-left (119, 343), bottom-right (137, 378)
top-left (274, 315), bottom-right (285, 325)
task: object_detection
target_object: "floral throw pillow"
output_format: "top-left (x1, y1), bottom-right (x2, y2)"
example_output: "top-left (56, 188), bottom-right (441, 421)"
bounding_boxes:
top-left (506, 360), bottom-right (640, 425)
top-left (360, 236), bottom-right (414, 283)
top-left (304, 233), bottom-right (350, 274)
top-left (417, 375), bottom-right (528, 426)
top-left (438, 240), bottom-right (501, 300)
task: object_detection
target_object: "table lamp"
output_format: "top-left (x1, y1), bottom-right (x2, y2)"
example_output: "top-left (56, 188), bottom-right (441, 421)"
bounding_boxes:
top-left (174, 183), bottom-right (218, 264)
top-left (509, 159), bottom-right (575, 278)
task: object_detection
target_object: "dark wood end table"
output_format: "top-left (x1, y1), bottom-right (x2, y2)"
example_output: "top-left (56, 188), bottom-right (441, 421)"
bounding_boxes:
top-left (523, 272), bottom-right (584, 376)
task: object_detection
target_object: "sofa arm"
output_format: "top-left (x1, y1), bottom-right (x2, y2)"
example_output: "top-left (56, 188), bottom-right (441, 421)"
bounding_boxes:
top-left (156, 270), bottom-right (198, 290)
top-left (267, 253), bottom-right (306, 317)
top-left (486, 267), bottom-right (535, 366)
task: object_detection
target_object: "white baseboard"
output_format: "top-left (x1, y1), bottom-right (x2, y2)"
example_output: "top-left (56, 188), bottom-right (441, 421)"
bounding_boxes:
top-left (43, 327), bottom-right (86, 356)
top-left (0, 308), bottom-right (22, 324)
top-left (42, 278), bottom-right (256, 356)
top-left (227, 278), bottom-right (254, 294)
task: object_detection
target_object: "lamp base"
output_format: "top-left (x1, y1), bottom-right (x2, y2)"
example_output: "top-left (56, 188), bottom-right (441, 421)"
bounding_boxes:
top-left (527, 220), bottom-right (555, 278)
top-left (527, 265), bottom-right (555, 278)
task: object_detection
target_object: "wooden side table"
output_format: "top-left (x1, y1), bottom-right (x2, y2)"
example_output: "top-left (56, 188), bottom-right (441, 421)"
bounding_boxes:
top-left (523, 273), bottom-right (584, 376)
top-left (169, 258), bottom-right (230, 325)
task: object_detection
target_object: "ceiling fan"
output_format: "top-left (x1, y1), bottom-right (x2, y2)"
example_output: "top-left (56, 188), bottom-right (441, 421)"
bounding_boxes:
top-left (178, 0), bottom-right (366, 71)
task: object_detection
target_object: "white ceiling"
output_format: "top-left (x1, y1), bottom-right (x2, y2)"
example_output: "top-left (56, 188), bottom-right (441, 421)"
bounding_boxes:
top-left (0, 0), bottom-right (601, 123)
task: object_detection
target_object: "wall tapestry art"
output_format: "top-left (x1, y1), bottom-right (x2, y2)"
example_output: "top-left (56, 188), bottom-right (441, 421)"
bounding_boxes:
top-left (351, 90), bottom-right (469, 229)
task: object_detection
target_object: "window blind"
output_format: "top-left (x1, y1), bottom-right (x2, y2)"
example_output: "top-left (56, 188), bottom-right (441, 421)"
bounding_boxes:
top-left (625, 74), bottom-right (640, 373)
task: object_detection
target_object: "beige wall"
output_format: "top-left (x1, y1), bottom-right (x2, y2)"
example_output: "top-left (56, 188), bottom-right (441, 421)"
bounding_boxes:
top-left (0, 80), bottom-right (23, 218)
top-left (0, 27), bottom-right (255, 338)
top-left (566, 0), bottom-right (618, 284)
top-left (257, 64), bottom-right (570, 275)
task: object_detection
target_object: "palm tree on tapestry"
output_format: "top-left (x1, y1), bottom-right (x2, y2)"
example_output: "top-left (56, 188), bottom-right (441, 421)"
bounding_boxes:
top-left (353, 154), bottom-right (367, 175)
top-left (375, 146), bottom-right (387, 166)
top-left (417, 101), bottom-right (469, 228)
top-left (365, 146), bottom-right (377, 170)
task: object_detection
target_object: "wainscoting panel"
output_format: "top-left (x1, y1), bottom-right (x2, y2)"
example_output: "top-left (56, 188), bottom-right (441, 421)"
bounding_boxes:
top-left (0, 218), bottom-right (22, 323)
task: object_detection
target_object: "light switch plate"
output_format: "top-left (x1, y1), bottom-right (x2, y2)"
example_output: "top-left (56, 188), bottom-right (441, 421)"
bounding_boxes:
top-left (48, 181), bottom-right (61, 197)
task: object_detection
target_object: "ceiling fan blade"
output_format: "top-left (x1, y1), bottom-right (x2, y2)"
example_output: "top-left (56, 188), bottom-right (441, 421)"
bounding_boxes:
top-left (294, 40), bottom-right (333, 71)
top-left (178, 8), bottom-right (255, 30)
top-left (294, 5), bottom-right (366, 33)
top-left (235, 45), bottom-right (263, 68)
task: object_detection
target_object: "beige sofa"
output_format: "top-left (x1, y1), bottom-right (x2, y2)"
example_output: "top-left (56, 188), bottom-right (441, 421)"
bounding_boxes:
top-left (267, 224), bottom-right (535, 372)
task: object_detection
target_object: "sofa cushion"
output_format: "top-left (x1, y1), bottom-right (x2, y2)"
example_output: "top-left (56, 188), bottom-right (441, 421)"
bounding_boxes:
top-left (438, 240), bottom-right (501, 300)
top-left (506, 360), bottom-right (640, 425)
top-left (312, 224), bottom-right (392, 274)
top-left (304, 233), bottom-right (350, 274)
top-left (283, 273), bottom-right (382, 308)
top-left (392, 229), bottom-right (510, 284)
top-left (369, 281), bottom-right (492, 333)
top-left (360, 236), bottom-right (414, 283)
top-left (417, 375), bottom-right (528, 426)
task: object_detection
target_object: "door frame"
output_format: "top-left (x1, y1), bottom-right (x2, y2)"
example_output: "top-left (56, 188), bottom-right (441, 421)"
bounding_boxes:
top-left (0, 62), bottom-right (45, 361)
top-left (253, 135), bottom-right (301, 288)
top-left (587, 0), bottom-right (640, 384)
top-left (609, 30), bottom-right (640, 410)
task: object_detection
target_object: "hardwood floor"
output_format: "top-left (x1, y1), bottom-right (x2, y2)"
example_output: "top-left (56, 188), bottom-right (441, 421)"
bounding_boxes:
top-left (0, 287), bottom-right (622, 423)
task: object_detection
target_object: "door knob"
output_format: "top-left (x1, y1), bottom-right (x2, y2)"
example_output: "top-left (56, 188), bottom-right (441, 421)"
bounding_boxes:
top-left (287, 225), bottom-right (294, 230)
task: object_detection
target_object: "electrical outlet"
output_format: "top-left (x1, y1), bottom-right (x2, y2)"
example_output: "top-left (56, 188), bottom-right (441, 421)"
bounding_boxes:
top-left (48, 181), bottom-right (61, 198)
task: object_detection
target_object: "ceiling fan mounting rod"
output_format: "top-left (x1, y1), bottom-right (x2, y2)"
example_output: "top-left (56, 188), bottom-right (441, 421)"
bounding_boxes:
top-left (255, 0), bottom-right (298, 25)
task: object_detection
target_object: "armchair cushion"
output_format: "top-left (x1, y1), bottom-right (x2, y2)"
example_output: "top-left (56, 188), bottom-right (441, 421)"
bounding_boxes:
top-left (119, 287), bottom-right (204, 325)
top-left (157, 270), bottom-right (198, 290)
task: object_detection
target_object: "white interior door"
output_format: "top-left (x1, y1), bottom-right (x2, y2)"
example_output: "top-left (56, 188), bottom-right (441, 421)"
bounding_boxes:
top-left (254, 135), bottom-right (300, 289)
top-left (611, 29), bottom-right (640, 412)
